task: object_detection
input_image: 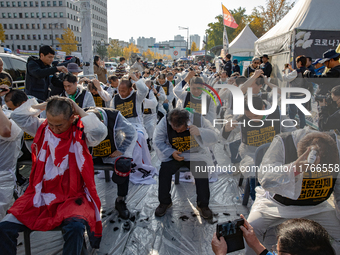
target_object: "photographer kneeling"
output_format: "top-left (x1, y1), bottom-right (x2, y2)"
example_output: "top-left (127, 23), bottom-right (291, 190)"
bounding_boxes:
top-left (211, 215), bottom-right (335, 255)
top-left (319, 85), bottom-right (340, 132)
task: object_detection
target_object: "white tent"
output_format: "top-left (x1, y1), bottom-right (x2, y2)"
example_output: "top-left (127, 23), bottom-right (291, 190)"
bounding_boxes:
top-left (229, 24), bottom-right (258, 57)
top-left (254, 0), bottom-right (340, 85)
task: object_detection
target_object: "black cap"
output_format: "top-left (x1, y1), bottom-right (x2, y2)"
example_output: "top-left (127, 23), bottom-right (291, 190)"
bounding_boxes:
top-left (111, 157), bottom-right (132, 184)
top-left (262, 54), bottom-right (269, 59)
top-left (319, 49), bottom-right (340, 64)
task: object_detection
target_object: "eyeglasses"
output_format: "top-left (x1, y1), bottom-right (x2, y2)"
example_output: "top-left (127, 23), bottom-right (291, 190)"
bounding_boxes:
top-left (254, 62), bottom-right (260, 64)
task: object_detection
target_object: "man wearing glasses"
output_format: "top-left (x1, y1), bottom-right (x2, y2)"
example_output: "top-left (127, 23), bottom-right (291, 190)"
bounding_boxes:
top-left (244, 57), bottom-right (260, 78)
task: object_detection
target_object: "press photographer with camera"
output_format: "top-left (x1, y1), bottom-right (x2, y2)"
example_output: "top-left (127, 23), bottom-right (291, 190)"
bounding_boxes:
top-left (211, 215), bottom-right (335, 255)
top-left (304, 49), bottom-right (340, 95)
top-left (318, 85), bottom-right (340, 132)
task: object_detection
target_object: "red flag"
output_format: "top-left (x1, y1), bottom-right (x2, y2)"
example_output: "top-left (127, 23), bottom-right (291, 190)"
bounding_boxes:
top-left (222, 4), bottom-right (238, 29)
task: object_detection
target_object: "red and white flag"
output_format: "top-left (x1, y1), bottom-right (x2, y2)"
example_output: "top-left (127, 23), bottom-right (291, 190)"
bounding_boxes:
top-left (222, 4), bottom-right (238, 29)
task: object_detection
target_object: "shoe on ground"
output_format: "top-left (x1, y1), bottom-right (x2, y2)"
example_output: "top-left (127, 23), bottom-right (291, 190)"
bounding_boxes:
top-left (196, 206), bottom-right (213, 219)
top-left (115, 199), bottom-right (130, 220)
top-left (155, 203), bottom-right (172, 217)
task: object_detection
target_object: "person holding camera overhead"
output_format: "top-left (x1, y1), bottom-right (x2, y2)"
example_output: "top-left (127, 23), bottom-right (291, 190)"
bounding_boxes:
top-left (282, 56), bottom-right (309, 128)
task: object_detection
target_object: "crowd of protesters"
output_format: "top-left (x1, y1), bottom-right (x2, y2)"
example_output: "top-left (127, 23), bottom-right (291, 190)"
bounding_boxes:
top-left (0, 45), bottom-right (340, 255)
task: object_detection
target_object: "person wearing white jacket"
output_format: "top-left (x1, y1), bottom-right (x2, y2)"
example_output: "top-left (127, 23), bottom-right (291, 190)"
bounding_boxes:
top-left (87, 79), bottom-right (113, 108)
top-left (0, 88), bottom-right (23, 220)
top-left (245, 128), bottom-right (340, 255)
top-left (143, 80), bottom-right (158, 148)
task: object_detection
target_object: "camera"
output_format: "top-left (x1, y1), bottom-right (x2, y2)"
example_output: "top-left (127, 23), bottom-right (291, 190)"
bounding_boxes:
top-left (0, 88), bottom-right (9, 92)
top-left (284, 63), bottom-right (289, 68)
top-left (216, 218), bottom-right (245, 253)
top-left (315, 93), bottom-right (338, 115)
top-left (82, 62), bottom-right (90, 67)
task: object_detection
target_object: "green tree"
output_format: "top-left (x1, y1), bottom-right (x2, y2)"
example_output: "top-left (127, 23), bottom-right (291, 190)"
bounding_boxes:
top-left (0, 24), bottom-right (5, 43)
top-left (56, 28), bottom-right (78, 55)
top-left (191, 41), bottom-right (199, 52)
top-left (96, 44), bottom-right (108, 59)
top-left (258, 0), bottom-right (295, 31)
top-left (108, 39), bottom-right (123, 57)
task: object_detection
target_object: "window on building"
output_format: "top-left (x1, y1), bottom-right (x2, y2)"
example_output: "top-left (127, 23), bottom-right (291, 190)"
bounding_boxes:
top-left (25, 13), bottom-right (29, 18)
top-left (23, 1), bottom-right (27, 7)
top-left (43, 24), bottom-right (47, 29)
top-left (1, 13), bottom-right (5, 18)
top-left (54, 23), bottom-right (58, 28)
top-left (29, 1), bottom-right (33, 6)
top-left (59, 1), bottom-right (62, 6)
top-left (44, 34), bottom-right (47, 40)
top-left (21, 35), bottom-right (25, 40)
top-left (3, 24), bottom-right (6, 29)
top-left (16, 35), bottom-right (19, 39)
top-left (49, 34), bottom-right (52, 39)
top-left (54, 12), bottom-right (57, 17)
top-left (61, 35), bottom-right (63, 39)
top-left (10, 35), bottom-right (13, 39)
top-left (71, 25), bottom-right (73, 30)
top-left (60, 23), bottom-right (64, 28)
top-left (6, 1), bottom-right (10, 7)
top-left (66, 1), bottom-right (68, 7)
top-left (31, 12), bottom-right (34, 18)
top-left (41, 1), bottom-right (44, 6)
top-left (18, 1), bottom-right (21, 6)
top-left (67, 13), bottom-right (69, 18)
top-left (0, 2), bottom-right (4, 8)
top-left (49, 23), bottom-right (52, 29)
top-left (26, 24), bottom-right (29, 29)
top-left (70, 14), bottom-right (72, 19)
top-left (8, 13), bottom-right (11, 18)
top-left (27, 35), bottom-right (30, 40)
top-left (48, 12), bottom-right (52, 18)
top-left (33, 34), bottom-right (36, 39)
top-left (53, 1), bottom-right (56, 6)
top-left (42, 12), bottom-right (46, 18)
top-left (5, 35), bottom-right (8, 40)
top-left (32, 24), bottom-right (35, 29)
top-left (15, 24), bottom-right (18, 29)
top-left (59, 12), bottom-right (63, 17)
top-left (35, 1), bottom-right (38, 6)
top-left (9, 24), bottom-right (13, 29)
top-left (22, 45), bottom-right (26, 50)
top-left (14, 13), bottom-right (18, 18)
top-left (55, 34), bottom-right (58, 39)
top-left (47, 1), bottom-right (50, 6)
top-left (38, 34), bottom-right (41, 39)
top-left (70, 3), bottom-right (72, 8)
top-left (17, 45), bottom-right (21, 49)
top-left (37, 24), bottom-right (40, 29)
top-left (12, 1), bottom-right (15, 6)
top-left (28, 45), bottom-right (32, 50)
top-left (34, 45), bottom-right (37, 50)
top-left (36, 12), bottom-right (39, 18)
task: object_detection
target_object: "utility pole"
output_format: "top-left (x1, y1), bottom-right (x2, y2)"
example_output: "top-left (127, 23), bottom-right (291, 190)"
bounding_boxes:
top-left (80, 0), bottom-right (93, 75)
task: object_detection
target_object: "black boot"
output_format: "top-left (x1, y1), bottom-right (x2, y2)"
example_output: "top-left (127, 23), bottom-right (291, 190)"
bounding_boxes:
top-left (115, 198), bottom-right (130, 220)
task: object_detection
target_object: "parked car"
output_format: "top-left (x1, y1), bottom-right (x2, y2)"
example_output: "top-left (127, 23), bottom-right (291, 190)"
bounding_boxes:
top-left (105, 62), bottom-right (117, 74)
top-left (0, 53), bottom-right (27, 89)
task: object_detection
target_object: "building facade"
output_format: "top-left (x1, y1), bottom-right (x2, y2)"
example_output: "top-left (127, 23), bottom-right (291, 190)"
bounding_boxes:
top-left (0, 0), bottom-right (107, 54)
top-left (190, 34), bottom-right (200, 51)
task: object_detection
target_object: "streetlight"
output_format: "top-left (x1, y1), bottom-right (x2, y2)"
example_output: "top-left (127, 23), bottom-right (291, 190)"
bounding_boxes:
top-left (179, 26), bottom-right (189, 58)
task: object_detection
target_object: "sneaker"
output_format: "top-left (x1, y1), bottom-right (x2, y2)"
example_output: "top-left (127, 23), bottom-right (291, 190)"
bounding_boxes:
top-left (155, 203), bottom-right (172, 217)
top-left (196, 206), bottom-right (213, 219)
top-left (115, 199), bottom-right (130, 220)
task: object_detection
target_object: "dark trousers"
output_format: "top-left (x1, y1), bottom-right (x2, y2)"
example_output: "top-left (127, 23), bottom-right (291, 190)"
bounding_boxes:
top-left (93, 157), bottom-right (129, 197)
top-left (0, 219), bottom-right (85, 255)
top-left (158, 160), bottom-right (210, 207)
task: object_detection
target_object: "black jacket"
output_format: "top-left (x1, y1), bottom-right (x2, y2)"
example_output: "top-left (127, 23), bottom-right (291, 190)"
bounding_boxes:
top-left (310, 65), bottom-right (340, 95)
top-left (318, 106), bottom-right (340, 133)
top-left (25, 56), bottom-right (58, 101)
top-left (223, 59), bottom-right (232, 76)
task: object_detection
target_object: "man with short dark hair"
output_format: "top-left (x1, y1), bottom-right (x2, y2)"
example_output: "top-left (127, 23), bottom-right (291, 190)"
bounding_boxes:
top-left (283, 55), bottom-right (309, 128)
top-left (60, 73), bottom-right (95, 108)
top-left (232, 59), bottom-right (240, 74)
top-left (108, 75), bottom-right (119, 94)
top-left (25, 45), bottom-right (68, 101)
top-left (0, 96), bottom-right (107, 254)
top-left (306, 56), bottom-right (315, 74)
top-left (115, 57), bottom-right (126, 79)
top-left (260, 54), bottom-right (272, 77)
top-left (318, 85), bottom-right (340, 132)
top-left (153, 108), bottom-right (218, 219)
top-left (87, 79), bottom-right (113, 108)
top-left (223, 54), bottom-right (232, 77)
